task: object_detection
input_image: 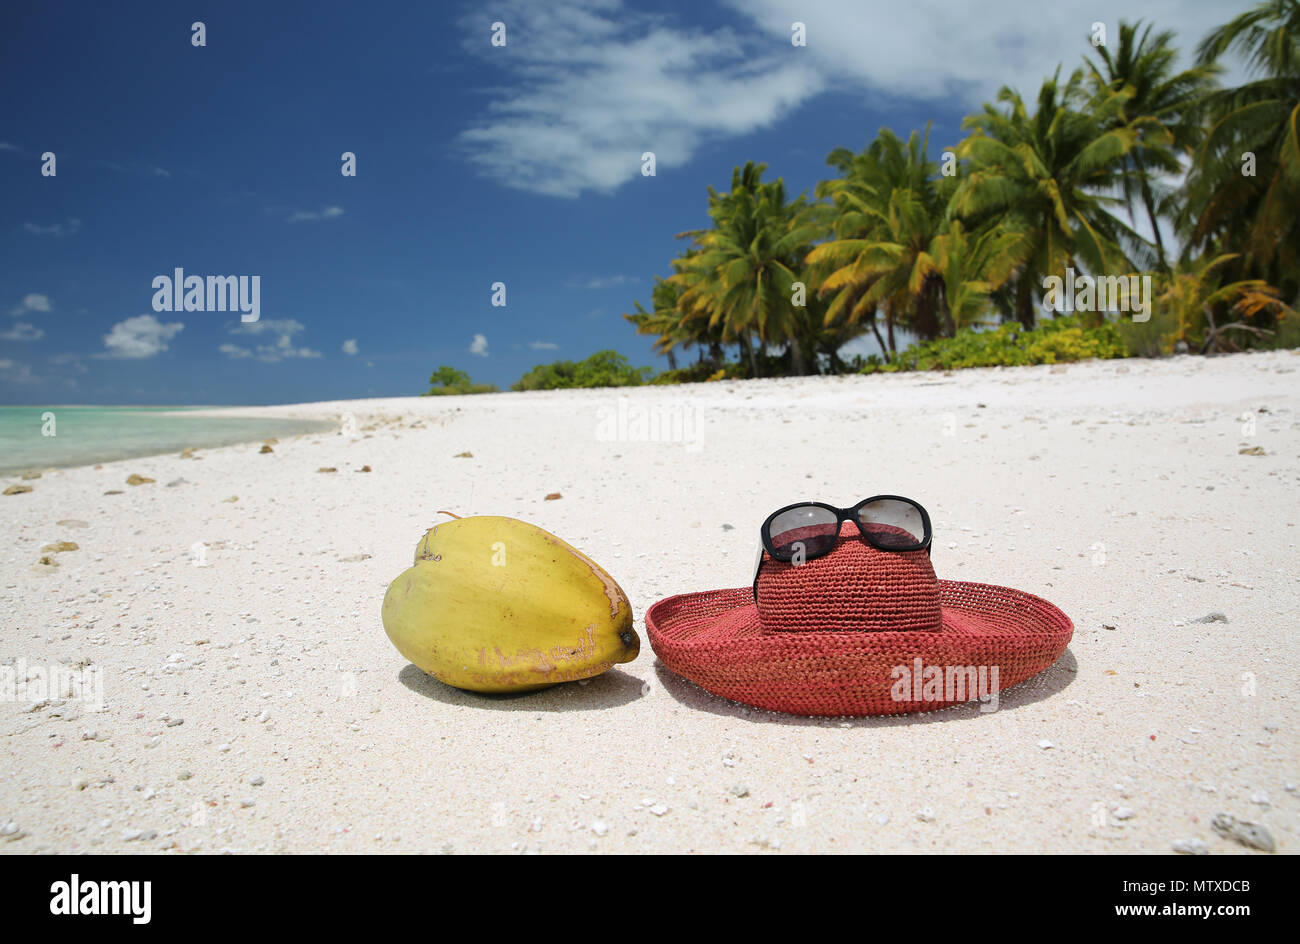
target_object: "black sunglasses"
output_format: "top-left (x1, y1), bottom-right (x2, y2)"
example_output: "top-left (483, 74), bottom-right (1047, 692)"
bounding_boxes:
top-left (753, 496), bottom-right (933, 601)
top-left (761, 496), bottom-right (933, 562)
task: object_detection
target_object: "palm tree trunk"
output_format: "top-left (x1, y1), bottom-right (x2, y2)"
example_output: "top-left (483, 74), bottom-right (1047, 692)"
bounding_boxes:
top-left (914, 291), bottom-right (940, 341)
top-left (869, 316), bottom-right (890, 362)
top-left (789, 335), bottom-right (806, 375)
top-left (740, 334), bottom-right (759, 377)
top-left (886, 306), bottom-right (897, 354)
top-left (938, 285), bottom-right (956, 338)
top-left (666, 349), bottom-right (678, 371)
top-left (1127, 152), bottom-right (1168, 274)
top-left (1140, 176), bottom-right (1167, 273)
top-left (1015, 276), bottom-right (1035, 330)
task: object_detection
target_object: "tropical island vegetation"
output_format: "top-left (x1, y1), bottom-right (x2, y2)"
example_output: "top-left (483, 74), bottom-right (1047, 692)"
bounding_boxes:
top-left (422, 365), bottom-right (498, 396)
top-left (444, 1), bottom-right (1299, 394)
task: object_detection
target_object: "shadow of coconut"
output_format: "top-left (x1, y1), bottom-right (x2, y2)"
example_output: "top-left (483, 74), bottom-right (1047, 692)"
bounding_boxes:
top-left (650, 648), bottom-right (1078, 727)
top-left (397, 662), bottom-right (646, 711)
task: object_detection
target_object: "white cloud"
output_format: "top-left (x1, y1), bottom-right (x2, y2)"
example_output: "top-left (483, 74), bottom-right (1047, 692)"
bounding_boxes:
top-left (528, 340), bottom-right (559, 350)
top-left (219, 341), bottom-right (321, 362)
top-left (287, 206), bottom-right (345, 223)
top-left (0, 142), bottom-right (19, 152)
top-left (222, 318), bottom-right (321, 362)
top-left (10, 293), bottom-right (51, 316)
top-left (230, 318), bottom-right (304, 337)
top-left (732, 0), bottom-right (1242, 109)
top-left (23, 219), bottom-right (81, 237)
top-left (0, 358), bottom-right (36, 383)
top-left (458, 0), bottom-right (1245, 198)
top-left (569, 274), bottom-right (638, 290)
top-left (102, 314), bottom-right (184, 358)
top-left (50, 353), bottom-right (88, 374)
top-left (342, 338), bottom-right (359, 355)
top-left (470, 333), bottom-right (489, 357)
top-left (456, 0), bottom-right (823, 197)
top-left (1, 322), bottom-right (43, 341)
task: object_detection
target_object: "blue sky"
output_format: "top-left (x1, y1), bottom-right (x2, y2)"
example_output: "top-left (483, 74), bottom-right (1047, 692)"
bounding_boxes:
top-left (0, 0), bottom-right (1242, 404)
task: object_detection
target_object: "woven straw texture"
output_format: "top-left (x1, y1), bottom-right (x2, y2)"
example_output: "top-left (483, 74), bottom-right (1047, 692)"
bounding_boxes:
top-left (759, 523), bottom-right (942, 633)
top-left (648, 524), bottom-right (1073, 717)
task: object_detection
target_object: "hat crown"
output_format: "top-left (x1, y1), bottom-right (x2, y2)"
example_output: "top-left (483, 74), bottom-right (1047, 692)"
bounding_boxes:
top-left (757, 521), bottom-right (942, 633)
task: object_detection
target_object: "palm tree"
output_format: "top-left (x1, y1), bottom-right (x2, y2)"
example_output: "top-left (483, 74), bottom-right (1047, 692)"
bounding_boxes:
top-left (1186, 0), bottom-right (1300, 299)
top-left (928, 219), bottom-right (1028, 330)
top-left (809, 126), bottom-right (1025, 345)
top-left (672, 162), bottom-right (822, 376)
top-left (952, 69), bottom-right (1152, 328)
top-left (1155, 252), bottom-right (1296, 352)
top-left (623, 275), bottom-right (692, 370)
top-left (1080, 20), bottom-right (1222, 271)
top-left (808, 128), bottom-right (949, 341)
top-left (805, 141), bottom-right (898, 355)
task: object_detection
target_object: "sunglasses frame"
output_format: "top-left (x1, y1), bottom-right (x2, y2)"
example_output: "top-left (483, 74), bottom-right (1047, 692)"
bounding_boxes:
top-left (760, 496), bottom-right (933, 562)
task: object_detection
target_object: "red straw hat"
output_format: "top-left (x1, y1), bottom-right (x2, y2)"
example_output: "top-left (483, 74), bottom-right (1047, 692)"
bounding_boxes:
top-left (646, 522), bottom-right (1073, 716)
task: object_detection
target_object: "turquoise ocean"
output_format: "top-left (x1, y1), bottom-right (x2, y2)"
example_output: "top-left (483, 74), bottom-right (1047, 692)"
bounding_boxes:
top-left (0, 407), bottom-right (335, 476)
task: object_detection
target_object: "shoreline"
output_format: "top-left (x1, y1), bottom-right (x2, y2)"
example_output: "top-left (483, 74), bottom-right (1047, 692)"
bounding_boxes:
top-left (6, 345), bottom-right (1296, 483)
top-left (0, 411), bottom-right (337, 478)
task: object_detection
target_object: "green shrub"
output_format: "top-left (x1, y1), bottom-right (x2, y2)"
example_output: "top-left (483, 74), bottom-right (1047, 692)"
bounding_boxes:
top-left (512, 349), bottom-right (655, 391)
top-left (1115, 304), bottom-right (1180, 357)
top-left (423, 365), bottom-right (498, 396)
top-left (511, 360), bottom-right (578, 391)
top-left (1270, 312), bottom-right (1300, 350)
top-left (651, 360), bottom-right (744, 384)
top-left (861, 316), bottom-right (1128, 373)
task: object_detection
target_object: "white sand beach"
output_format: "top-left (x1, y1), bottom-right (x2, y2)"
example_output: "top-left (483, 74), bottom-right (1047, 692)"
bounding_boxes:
top-left (2, 350), bottom-right (1297, 854)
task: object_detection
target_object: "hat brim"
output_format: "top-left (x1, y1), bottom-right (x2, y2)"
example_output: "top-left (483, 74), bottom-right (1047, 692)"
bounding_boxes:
top-left (646, 580), bottom-right (1073, 717)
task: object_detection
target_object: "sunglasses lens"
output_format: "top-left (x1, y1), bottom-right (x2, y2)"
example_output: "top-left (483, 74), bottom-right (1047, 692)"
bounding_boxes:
top-left (857, 499), bottom-right (927, 549)
top-left (768, 505), bottom-right (838, 560)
